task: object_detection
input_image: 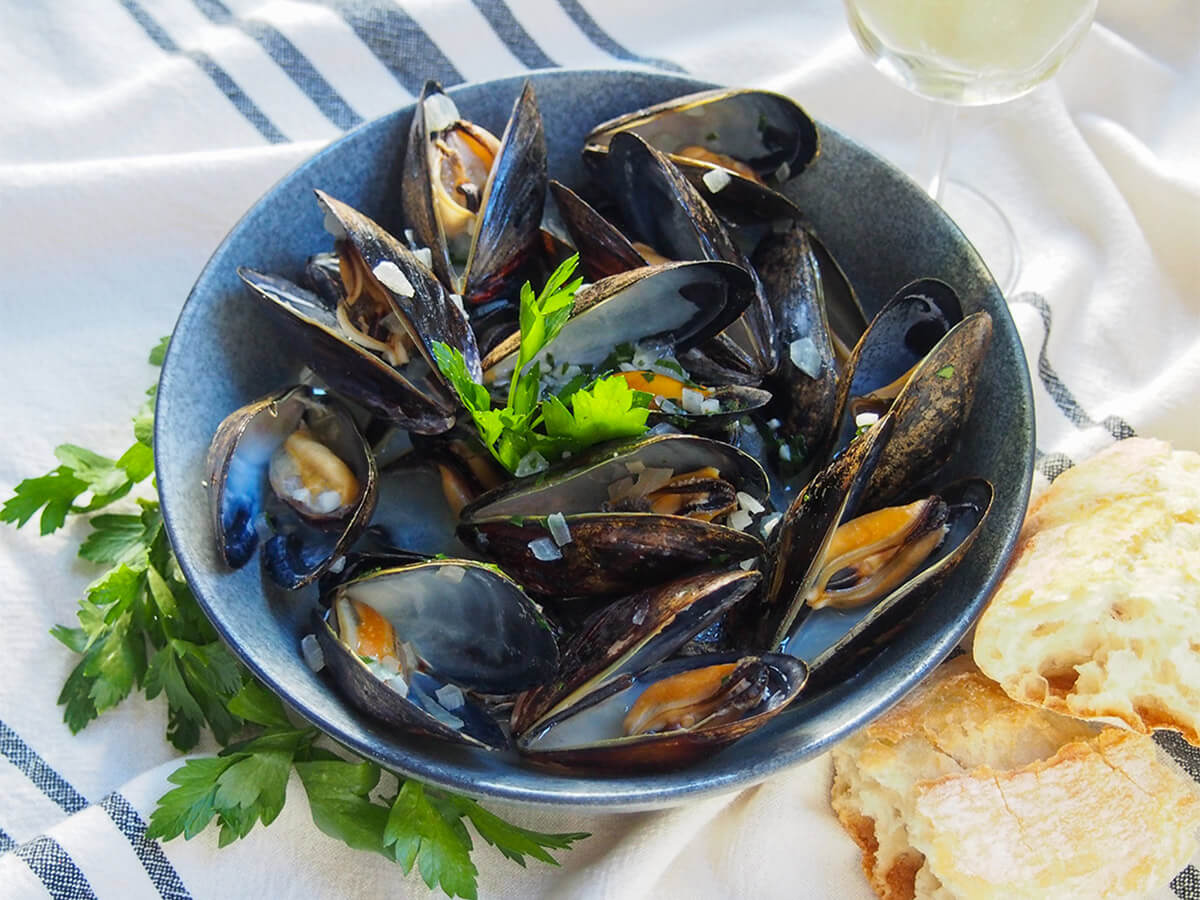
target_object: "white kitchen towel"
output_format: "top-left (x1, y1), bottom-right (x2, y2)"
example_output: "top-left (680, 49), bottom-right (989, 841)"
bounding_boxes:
top-left (1, 0), bottom-right (1198, 898)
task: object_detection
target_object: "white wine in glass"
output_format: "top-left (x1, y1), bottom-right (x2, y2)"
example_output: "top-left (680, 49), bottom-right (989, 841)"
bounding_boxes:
top-left (843, 0), bottom-right (1098, 291)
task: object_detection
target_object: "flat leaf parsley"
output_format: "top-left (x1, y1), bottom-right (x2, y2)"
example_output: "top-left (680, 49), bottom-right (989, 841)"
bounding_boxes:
top-left (3, 338), bottom-right (588, 898)
top-left (433, 255), bottom-right (650, 474)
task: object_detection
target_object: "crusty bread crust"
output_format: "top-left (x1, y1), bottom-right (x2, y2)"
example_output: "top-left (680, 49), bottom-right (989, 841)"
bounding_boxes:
top-left (830, 657), bottom-right (1200, 900)
top-left (973, 438), bottom-right (1200, 743)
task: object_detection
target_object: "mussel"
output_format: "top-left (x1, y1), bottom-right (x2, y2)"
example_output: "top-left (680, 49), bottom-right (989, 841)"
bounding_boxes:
top-left (401, 80), bottom-right (547, 306)
top-left (315, 559), bottom-right (558, 749)
top-left (458, 434), bottom-right (770, 599)
top-left (206, 385), bottom-right (378, 589)
top-left (516, 652), bottom-right (808, 771)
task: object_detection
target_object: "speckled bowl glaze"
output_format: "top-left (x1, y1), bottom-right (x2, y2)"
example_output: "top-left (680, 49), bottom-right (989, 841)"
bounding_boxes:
top-left (156, 69), bottom-right (1034, 810)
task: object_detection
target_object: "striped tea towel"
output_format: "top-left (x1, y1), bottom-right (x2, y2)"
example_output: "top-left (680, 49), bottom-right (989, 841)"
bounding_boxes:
top-left (1, 0), bottom-right (1199, 897)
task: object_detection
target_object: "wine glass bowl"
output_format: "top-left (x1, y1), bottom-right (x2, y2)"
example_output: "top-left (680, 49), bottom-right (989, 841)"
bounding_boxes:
top-left (844, 0), bottom-right (1099, 105)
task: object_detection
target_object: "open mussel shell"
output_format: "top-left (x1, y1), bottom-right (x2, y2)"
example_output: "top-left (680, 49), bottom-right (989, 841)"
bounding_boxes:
top-left (206, 385), bottom-right (378, 589)
top-left (828, 278), bottom-right (963, 452)
top-left (795, 478), bottom-right (993, 690)
top-left (586, 88), bottom-right (818, 178)
top-left (740, 415), bottom-right (895, 649)
top-left (458, 434), bottom-right (770, 599)
top-left (600, 131), bottom-right (778, 381)
top-left (860, 311), bottom-right (993, 509)
top-left (316, 190), bottom-right (482, 383)
top-left (511, 568), bottom-right (761, 736)
top-left (481, 260), bottom-right (754, 386)
top-left (315, 559), bottom-right (559, 750)
top-left (548, 180), bottom-right (647, 281)
top-left (402, 80), bottom-right (547, 305)
top-left (516, 652), bottom-right (808, 771)
top-left (753, 222), bottom-right (838, 456)
top-left (614, 370), bottom-right (772, 430)
top-left (237, 268), bottom-right (455, 433)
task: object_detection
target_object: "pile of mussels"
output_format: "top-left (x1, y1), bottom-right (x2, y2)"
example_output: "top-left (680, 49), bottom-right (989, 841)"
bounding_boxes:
top-left (206, 82), bottom-right (995, 772)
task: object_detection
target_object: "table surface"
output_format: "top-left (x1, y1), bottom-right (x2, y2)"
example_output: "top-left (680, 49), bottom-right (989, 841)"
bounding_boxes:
top-left (1, 1), bottom-right (1197, 898)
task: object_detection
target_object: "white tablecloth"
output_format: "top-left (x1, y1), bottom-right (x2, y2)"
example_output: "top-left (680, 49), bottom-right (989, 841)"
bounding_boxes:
top-left (1, 1), bottom-right (1198, 897)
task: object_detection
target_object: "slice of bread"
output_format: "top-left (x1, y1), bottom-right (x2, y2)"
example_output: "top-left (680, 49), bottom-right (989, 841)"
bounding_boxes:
top-left (830, 657), bottom-right (1200, 900)
top-left (973, 437), bottom-right (1200, 742)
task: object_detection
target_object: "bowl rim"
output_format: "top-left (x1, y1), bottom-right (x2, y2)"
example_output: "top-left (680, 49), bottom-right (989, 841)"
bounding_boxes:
top-left (157, 67), bottom-right (1035, 810)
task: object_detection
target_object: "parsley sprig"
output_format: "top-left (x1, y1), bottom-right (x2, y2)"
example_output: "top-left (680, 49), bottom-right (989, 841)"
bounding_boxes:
top-left (433, 255), bottom-right (651, 474)
top-left (2, 338), bottom-right (587, 899)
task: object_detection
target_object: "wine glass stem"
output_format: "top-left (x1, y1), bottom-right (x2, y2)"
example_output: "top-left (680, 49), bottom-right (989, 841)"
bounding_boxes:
top-left (919, 101), bottom-right (958, 203)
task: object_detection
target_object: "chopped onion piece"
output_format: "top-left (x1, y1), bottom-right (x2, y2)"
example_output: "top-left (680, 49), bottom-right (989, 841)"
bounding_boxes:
top-left (760, 512), bottom-right (783, 538)
top-left (514, 450), bottom-right (549, 477)
top-left (403, 228), bottom-right (416, 245)
top-left (413, 247), bottom-right (433, 269)
top-left (327, 555), bottom-right (347, 575)
top-left (607, 476), bottom-right (635, 501)
top-left (634, 467), bottom-right (674, 497)
top-left (729, 509), bottom-right (754, 531)
top-left (547, 512), bottom-right (572, 546)
top-left (736, 491), bottom-right (765, 514)
top-left (321, 209), bottom-right (347, 239)
top-left (647, 422), bottom-right (681, 436)
top-left (700, 397), bottom-right (722, 415)
top-left (419, 691), bottom-right (463, 729)
top-left (386, 672), bottom-right (409, 698)
top-left (631, 606), bottom-right (646, 626)
top-left (856, 411), bottom-right (880, 429)
top-left (528, 537), bottom-right (562, 561)
top-left (779, 444), bottom-right (793, 462)
top-left (680, 387), bottom-right (705, 414)
top-left (373, 261), bottom-right (415, 298)
top-left (625, 460), bottom-right (646, 475)
top-left (437, 564), bottom-right (467, 584)
top-left (435, 683), bottom-right (465, 710)
top-left (423, 92), bottom-right (460, 133)
top-left (766, 418), bottom-right (782, 430)
top-left (397, 641), bottom-right (419, 674)
top-left (312, 490), bottom-right (344, 515)
top-left (739, 558), bottom-right (756, 571)
top-left (449, 293), bottom-right (466, 315)
top-left (789, 337), bottom-right (822, 379)
top-left (301, 634), bottom-right (325, 672)
top-left (702, 167), bottom-right (732, 194)
top-left (775, 161), bottom-right (791, 182)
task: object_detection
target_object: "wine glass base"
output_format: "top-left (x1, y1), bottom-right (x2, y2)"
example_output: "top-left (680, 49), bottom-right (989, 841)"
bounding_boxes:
top-left (938, 179), bottom-right (1021, 296)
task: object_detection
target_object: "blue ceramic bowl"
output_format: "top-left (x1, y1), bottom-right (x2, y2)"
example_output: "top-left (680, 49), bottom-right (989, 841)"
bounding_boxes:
top-left (156, 69), bottom-right (1034, 810)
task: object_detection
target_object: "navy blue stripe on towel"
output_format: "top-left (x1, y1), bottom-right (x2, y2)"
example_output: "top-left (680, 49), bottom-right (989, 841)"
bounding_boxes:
top-left (190, 0), bottom-right (363, 131)
top-left (0, 721), bottom-right (88, 814)
top-left (555, 0), bottom-right (685, 72)
top-left (0, 827), bottom-right (14, 854)
top-left (320, 0), bottom-right (464, 94)
top-left (1009, 292), bottom-right (1136, 442)
top-left (1172, 865), bottom-right (1199, 899)
top-left (116, 0), bottom-right (288, 143)
top-left (101, 794), bottom-right (192, 900)
top-left (16, 836), bottom-right (97, 900)
top-left (470, 0), bottom-right (557, 69)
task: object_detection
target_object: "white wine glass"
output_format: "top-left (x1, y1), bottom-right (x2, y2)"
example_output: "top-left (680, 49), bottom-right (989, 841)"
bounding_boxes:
top-left (843, 0), bottom-right (1098, 293)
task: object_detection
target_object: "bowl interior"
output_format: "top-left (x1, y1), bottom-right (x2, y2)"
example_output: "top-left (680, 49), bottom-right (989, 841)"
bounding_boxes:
top-left (156, 69), bottom-right (1033, 810)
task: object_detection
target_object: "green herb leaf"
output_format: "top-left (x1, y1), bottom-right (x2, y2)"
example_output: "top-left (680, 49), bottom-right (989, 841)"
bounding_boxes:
top-left (935, 365), bottom-right (955, 379)
top-left (134, 385), bottom-right (157, 447)
top-left (213, 749), bottom-right (292, 831)
top-left (385, 782), bottom-right (479, 900)
top-left (0, 466), bottom-right (89, 534)
top-left (542, 375), bottom-right (650, 451)
top-left (447, 796), bottom-right (589, 867)
top-left (149, 336), bottom-right (170, 366)
top-left (227, 680), bottom-right (292, 729)
top-left (296, 759), bottom-right (390, 855)
top-left (146, 756), bottom-right (239, 841)
top-left (78, 514), bottom-right (149, 565)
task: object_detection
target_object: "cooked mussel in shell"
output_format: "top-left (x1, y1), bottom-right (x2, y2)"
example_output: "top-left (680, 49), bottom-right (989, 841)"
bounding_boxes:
top-left (315, 559), bottom-right (559, 750)
top-left (516, 652), bottom-right (807, 771)
top-left (206, 385), bottom-right (377, 589)
top-left (458, 434), bottom-right (770, 599)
